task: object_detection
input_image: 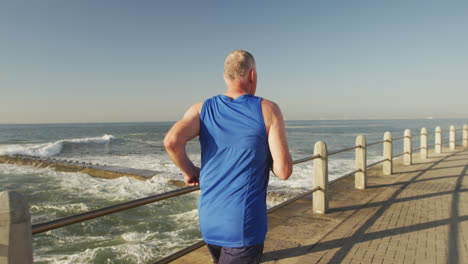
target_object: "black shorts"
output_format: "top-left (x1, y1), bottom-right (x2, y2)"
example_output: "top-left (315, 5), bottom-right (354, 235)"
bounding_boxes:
top-left (207, 243), bottom-right (264, 264)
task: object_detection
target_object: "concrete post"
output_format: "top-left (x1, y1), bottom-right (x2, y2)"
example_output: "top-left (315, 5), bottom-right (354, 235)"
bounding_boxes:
top-left (420, 127), bottom-right (428, 159)
top-left (404, 129), bottom-right (412, 165)
top-left (464, 124), bottom-right (468, 148)
top-left (435, 126), bottom-right (442, 154)
top-left (355, 135), bottom-right (367, 190)
top-left (383, 132), bottom-right (392, 175)
top-left (0, 191), bottom-right (33, 264)
top-left (450, 125), bottom-right (456, 150)
top-left (313, 141), bottom-right (328, 214)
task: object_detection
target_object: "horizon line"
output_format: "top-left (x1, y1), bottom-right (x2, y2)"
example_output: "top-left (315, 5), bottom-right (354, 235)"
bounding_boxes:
top-left (1, 117), bottom-right (468, 126)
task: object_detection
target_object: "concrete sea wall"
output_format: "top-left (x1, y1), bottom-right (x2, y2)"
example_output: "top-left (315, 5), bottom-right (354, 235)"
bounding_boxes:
top-left (0, 155), bottom-right (158, 181)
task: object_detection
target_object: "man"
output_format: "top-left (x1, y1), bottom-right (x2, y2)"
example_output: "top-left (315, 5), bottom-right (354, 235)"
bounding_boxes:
top-left (164, 50), bottom-right (292, 263)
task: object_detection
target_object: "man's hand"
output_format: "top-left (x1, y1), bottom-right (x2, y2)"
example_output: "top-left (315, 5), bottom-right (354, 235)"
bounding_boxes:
top-left (184, 166), bottom-right (200, 186)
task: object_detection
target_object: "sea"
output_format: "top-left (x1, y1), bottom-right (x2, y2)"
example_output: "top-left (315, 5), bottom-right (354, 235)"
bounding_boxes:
top-left (0, 119), bottom-right (467, 264)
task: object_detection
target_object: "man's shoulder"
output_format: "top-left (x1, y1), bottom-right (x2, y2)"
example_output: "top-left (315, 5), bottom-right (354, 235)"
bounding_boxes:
top-left (261, 98), bottom-right (281, 115)
top-left (260, 98), bottom-right (283, 131)
top-left (186, 101), bottom-right (204, 117)
top-left (193, 101), bottom-right (204, 110)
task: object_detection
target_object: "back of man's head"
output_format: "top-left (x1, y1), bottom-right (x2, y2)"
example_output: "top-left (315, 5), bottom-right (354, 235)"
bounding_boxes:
top-left (224, 50), bottom-right (256, 81)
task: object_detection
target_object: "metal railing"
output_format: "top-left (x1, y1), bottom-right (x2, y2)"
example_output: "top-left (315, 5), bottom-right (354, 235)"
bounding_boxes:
top-left (30, 124), bottom-right (468, 263)
top-left (32, 149), bottom-right (367, 235)
top-left (32, 186), bottom-right (201, 234)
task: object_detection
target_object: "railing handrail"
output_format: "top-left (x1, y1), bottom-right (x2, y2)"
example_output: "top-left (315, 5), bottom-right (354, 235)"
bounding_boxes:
top-left (293, 154), bottom-right (320, 165)
top-left (392, 135), bottom-right (405, 141)
top-left (328, 146), bottom-right (359, 156)
top-left (33, 156), bottom-right (327, 234)
top-left (366, 140), bottom-right (386, 147)
top-left (32, 186), bottom-right (200, 234)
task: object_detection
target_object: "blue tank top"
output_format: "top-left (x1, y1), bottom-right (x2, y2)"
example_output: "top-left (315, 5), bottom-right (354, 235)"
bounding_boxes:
top-left (198, 94), bottom-right (271, 247)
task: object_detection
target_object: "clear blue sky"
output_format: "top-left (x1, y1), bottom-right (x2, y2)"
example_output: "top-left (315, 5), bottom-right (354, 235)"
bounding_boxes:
top-left (1, 0), bottom-right (467, 123)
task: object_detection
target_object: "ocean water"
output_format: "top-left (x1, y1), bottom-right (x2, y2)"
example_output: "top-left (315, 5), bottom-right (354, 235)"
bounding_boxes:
top-left (0, 119), bottom-right (467, 263)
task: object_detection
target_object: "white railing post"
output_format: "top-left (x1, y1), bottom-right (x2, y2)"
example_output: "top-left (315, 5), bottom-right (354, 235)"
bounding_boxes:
top-left (464, 124), bottom-right (468, 148)
top-left (313, 141), bottom-right (328, 214)
top-left (450, 125), bottom-right (456, 150)
top-left (0, 191), bottom-right (33, 264)
top-left (404, 129), bottom-right (412, 165)
top-left (420, 127), bottom-right (428, 159)
top-left (435, 126), bottom-right (442, 154)
top-left (383, 131), bottom-right (392, 175)
top-left (355, 135), bottom-right (366, 190)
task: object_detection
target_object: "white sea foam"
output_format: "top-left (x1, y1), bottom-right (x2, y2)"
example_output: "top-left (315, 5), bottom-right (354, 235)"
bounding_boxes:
top-left (125, 133), bottom-right (148, 136)
top-left (0, 162), bottom-right (178, 207)
top-left (52, 171), bottom-right (176, 201)
top-left (121, 231), bottom-right (156, 242)
top-left (69, 153), bottom-right (200, 173)
top-left (169, 209), bottom-right (199, 229)
top-left (34, 232), bottom-right (198, 264)
top-left (0, 134), bottom-right (114, 157)
top-left (35, 247), bottom-right (109, 264)
top-left (30, 203), bottom-right (90, 214)
top-left (0, 163), bottom-right (50, 174)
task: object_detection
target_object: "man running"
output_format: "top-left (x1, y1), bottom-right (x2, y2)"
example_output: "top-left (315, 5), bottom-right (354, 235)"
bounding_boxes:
top-left (164, 50), bottom-right (292, 263)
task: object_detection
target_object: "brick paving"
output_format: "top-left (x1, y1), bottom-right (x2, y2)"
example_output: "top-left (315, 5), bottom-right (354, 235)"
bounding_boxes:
top-left (172, 148), bottom-right (468, 264)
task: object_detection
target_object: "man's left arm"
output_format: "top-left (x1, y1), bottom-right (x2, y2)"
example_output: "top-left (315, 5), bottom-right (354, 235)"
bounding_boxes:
top-left (164, 102), bottom-right (203, 186)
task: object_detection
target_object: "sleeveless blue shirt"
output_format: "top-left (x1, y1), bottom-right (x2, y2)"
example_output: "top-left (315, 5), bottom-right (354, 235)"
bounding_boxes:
top-left (198, 94), bottom-right (271, 247)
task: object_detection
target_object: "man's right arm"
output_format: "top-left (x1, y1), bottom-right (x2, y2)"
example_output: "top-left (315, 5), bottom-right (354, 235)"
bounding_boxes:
top-left (164, 102), bottom-right (203, 186)
top-left (262, 99), bottom-right (293, 180)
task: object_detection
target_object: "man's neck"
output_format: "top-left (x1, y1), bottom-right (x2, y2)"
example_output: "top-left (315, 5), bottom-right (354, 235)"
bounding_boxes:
top-left (223, 86), bottom-right (251, 99)
top-left (223, 91), bottom-right (249, 100)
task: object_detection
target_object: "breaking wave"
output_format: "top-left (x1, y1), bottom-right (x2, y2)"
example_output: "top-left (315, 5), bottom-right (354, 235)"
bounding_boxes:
top-left (0, 134), bottom-right (114, 157)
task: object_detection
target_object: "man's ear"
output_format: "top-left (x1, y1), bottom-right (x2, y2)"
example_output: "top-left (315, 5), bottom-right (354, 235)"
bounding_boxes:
top-left (249, 69), bottom-right (256, 83)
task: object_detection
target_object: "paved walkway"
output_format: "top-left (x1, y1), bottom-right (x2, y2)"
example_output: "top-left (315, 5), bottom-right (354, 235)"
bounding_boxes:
top-left (173, 147), bottom-right (468, 264)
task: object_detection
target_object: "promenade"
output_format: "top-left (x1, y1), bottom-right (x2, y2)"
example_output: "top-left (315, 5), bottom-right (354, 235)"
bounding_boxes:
top-left (173, 147), bottom-right (468, 264)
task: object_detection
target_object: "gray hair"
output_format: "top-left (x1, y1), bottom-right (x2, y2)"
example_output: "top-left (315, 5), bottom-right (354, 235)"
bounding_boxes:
top-left (224, 50), bottom-right (256, 81)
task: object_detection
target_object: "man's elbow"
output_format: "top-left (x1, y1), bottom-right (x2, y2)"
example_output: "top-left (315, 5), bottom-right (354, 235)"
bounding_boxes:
top-left (164, 133), bottom-right (179, 152)
top-left (276, 162), bottom-right (293, 180)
